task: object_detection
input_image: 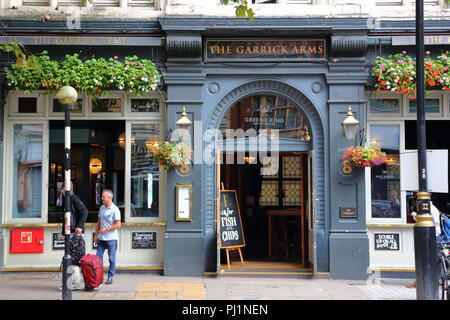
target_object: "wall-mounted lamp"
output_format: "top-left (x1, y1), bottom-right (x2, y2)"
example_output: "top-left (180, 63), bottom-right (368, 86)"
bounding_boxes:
top-left (89, 157), bottom-right (103, 174)
top-left (341, 107), bottom-right (360, 141)
top-left (176, 107), bottom-right (192, 175)
top-left (176, 107), bottom-right (192, 142)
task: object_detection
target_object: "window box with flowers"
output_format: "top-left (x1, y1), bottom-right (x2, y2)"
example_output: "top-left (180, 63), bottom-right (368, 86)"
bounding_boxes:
top-left (4, 52), bottom-right (162, 98)
top-left (149, 141), bottom-right (192, 170)
top-left (372, 51), bottom-right (450, 98)
top-left (343, 146), bottom-right (388, 168)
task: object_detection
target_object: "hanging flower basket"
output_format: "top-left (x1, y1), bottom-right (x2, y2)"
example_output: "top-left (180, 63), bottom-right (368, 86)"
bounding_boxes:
top-left (150, 141), bottom-right (191, 170)
top-left (343, 146), bottom-right (387, 168)
top-left (372, 50), bottom-right (450, 97)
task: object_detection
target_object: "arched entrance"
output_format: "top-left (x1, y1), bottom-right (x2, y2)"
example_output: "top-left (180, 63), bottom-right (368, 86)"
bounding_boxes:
top-left (203, 80), bottom-right (328, 275)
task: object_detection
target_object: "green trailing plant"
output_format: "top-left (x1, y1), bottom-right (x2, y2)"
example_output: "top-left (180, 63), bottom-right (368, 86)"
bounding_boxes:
top-left (4, 52), bottom-right (162, 98)
top-left (372, 51), bottom-right (450, 97)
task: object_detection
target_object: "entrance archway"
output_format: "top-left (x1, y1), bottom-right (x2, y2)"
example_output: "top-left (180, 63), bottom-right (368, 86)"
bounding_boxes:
top-left (204, 80), bottom-right (328, 274)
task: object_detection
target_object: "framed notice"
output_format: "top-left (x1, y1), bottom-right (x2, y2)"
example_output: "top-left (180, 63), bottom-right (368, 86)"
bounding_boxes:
top-left (132, 232), bottom-right (156, 249)
top-left (176, 184), bottom-right (192, 221)
top-left (374, 233), bottom-right (400, 251)
top-left (218, 190), bottom-right (245, 249)
top-left (340, 206), bottom-right (357, 219)
top-left (52, 233), bottom-right (65, 250)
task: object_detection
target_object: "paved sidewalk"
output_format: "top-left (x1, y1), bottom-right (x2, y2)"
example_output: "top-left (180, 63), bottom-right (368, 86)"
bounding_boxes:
top-left (0, 271), bottom-right (417, 300)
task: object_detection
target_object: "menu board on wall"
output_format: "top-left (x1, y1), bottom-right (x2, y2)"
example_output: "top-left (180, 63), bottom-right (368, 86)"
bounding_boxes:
top-left (132, 232), bottom-right (156, 249)
top-left (374, 233), bottom-right (400, 251)
top-left (52, 233), bottom-right (65, 250)
top-left (218, 190), bottom-right (245, 249)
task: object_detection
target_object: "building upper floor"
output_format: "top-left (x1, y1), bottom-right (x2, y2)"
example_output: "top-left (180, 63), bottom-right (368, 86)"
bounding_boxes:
top-left (0, 0), bottom-right (449, 21)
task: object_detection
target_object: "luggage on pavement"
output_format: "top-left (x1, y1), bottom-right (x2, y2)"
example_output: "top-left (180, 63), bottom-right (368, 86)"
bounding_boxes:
top-left (80, 254), bottom-right (103, 290)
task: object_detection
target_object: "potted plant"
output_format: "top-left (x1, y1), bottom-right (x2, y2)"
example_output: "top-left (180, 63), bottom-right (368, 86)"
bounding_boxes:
top-left (150, 141), bottom-right (192, 170)
top-left (343, 146), bottom-right (388, 168)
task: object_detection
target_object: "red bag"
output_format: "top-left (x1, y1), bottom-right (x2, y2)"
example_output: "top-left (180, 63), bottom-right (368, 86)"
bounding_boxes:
top-left (80, 254), bottom-right (103, 290)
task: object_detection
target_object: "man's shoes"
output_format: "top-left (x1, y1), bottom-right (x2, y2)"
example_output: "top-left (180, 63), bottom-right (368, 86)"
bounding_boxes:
top-left (105, 278), bottom-right (113, 285)
top-left (84, 285), bottom-right (99, 291)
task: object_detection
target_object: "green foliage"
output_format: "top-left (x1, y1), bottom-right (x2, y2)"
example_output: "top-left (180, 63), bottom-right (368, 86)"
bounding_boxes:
top-left (220, 0), bottom-right (255, 20)
top-left (4, 52), bottom-right (162, 98)
top-left (0, 41), bottom-right (39, 68)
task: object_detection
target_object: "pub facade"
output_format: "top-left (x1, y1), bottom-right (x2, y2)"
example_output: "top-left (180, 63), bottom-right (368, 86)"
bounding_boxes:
top-left (1, 1), bottom-right (450, 280)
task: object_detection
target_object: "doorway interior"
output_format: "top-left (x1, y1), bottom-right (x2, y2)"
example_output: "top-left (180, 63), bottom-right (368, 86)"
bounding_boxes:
top-left (218, 151), bottom-right (313, 272)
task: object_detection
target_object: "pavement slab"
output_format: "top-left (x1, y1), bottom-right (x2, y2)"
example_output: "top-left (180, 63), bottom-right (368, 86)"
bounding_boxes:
top-left (0, 271), bottom-right (423, 301)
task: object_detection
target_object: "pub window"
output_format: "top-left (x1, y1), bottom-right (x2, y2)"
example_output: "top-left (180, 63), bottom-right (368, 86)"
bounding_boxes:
top-left (18, 98), bottom-right (37, 113)
top-left (9, 93), bottom-right (46, 116)
top-left (375, 0), bottom-right (402, 5)
top-left (130, 124), bottom-right (160, 218)
top-left (22, 0), bottom-right (49, 5)
top-left (93, 0), bottom-right (120, 6)
top-left (128, 0), bottom-right (155, 6)
top-left (220, 95), bottom-right (311, 140)
top-left (370, 124), bottom-right (401, 219)
top-left (369, 97), bottom-right (401, 116)
top-left (48, 120), bottom-right (125, 223)
top-left (51, 97), bottom-right (84, 115)
top-left (130, 98), bottom-right (160, 113)
top-left (407, 96), bottom-right (442, 116)
top-left (90, 93), bottom-right (124, 115)
top-left (12, 124), bottom-right (43, 219)
top-left (58, 0), bottom-right (84, 5)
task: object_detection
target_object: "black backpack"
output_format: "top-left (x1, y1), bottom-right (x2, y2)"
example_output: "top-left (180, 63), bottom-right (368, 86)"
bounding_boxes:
top-left (69, 234), bottom-right (86, 266)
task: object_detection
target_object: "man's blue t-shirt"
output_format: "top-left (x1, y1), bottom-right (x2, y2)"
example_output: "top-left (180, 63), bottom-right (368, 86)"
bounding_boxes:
top-left (98, 203), bottom-right (121, 241)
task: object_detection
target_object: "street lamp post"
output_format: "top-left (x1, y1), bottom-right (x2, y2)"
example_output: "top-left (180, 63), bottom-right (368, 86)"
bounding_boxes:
top-left (414, 0), bottom-right (438, 300)
top-left (56, 86), bottom-right (78, 301)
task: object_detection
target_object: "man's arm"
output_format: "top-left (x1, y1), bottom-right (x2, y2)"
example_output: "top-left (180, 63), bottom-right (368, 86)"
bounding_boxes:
top-left (72, 195), bottom-right (88, 230)
top-left (94, 219), bottom-right (101, 242)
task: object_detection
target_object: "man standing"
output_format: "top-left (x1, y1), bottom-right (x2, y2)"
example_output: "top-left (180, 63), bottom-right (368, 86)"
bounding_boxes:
top-left (59, 182), bottom-right (88, 236)
top-left (94, 189), bottom-right (121, 285)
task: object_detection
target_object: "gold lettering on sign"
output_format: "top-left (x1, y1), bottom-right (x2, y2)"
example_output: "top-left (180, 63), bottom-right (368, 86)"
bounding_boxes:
top-left (207, 40), bottom-right (325, 59)
top-left (318, 44), bottom-right (324, 54)
top-left (308, 46), bottom-right (317, 54)
top-left (422, 203), bottom-right (430, 211)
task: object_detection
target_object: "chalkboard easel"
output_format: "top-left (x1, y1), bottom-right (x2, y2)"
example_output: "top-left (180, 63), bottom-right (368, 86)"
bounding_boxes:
top-left (218, 184), bottom-right (245, 270)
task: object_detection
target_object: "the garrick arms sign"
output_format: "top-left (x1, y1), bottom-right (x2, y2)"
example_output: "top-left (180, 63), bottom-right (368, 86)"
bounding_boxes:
top-left (205, 39), bottom-right (326, 62)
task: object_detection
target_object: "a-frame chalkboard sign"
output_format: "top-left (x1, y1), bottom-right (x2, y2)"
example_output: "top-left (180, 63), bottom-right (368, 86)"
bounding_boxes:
top-left (218, 188), bottom-right (245, 270)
